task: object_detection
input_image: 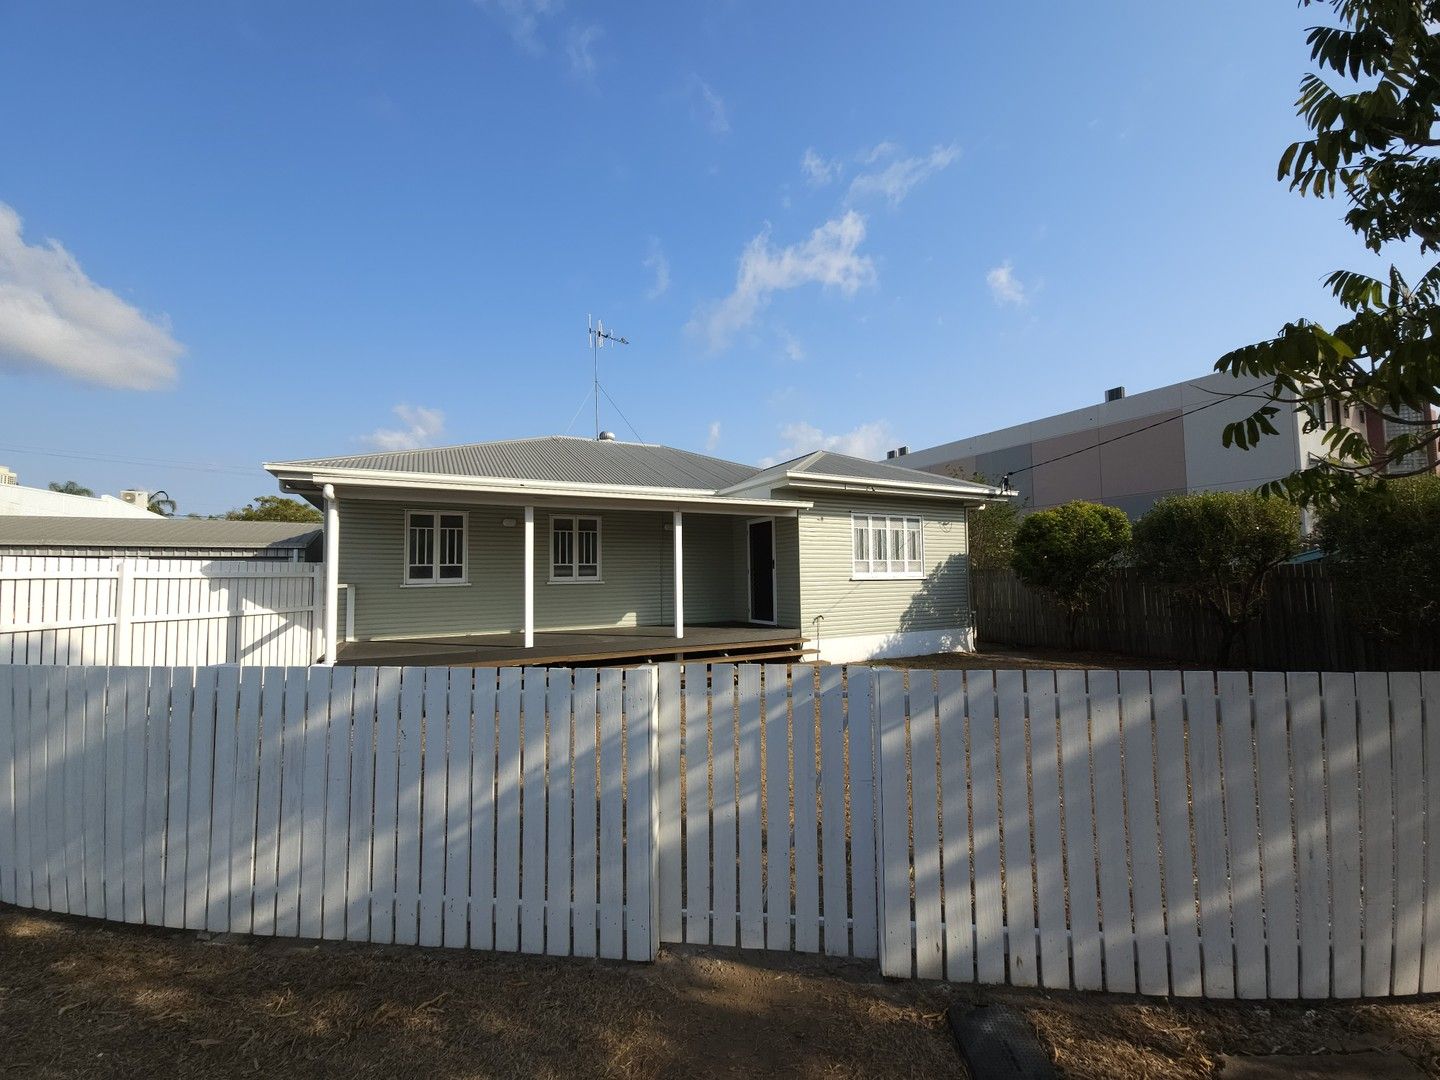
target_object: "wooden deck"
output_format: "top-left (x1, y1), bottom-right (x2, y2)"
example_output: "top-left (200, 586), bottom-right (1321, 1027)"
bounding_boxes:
top-left (335, 623), bottom-right (810, 668)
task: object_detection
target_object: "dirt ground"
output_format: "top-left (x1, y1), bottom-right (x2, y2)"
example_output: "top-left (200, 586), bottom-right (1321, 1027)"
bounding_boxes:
top-left (0, 907), bottom-right (957, 1079)
top-left (880, 642), bottom-right (1207, 671)
top-left (5, 908), bottom-right (1440, 1079)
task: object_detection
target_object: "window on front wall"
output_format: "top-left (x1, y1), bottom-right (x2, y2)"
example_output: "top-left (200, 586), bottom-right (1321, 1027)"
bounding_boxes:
top-left (552, 515), bottom-right (601, 581)
top-left (852, 513), bottom-right (922, 578)
top-left (406, 510), bottom-right (467, 584)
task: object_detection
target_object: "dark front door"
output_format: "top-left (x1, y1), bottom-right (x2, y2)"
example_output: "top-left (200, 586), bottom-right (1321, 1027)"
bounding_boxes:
top-left (748, 519), bottom-right (776, 624)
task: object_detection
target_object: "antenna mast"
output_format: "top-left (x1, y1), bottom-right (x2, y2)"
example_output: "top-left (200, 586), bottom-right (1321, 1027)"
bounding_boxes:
top-left (586, 314), bottom-right (629, 438)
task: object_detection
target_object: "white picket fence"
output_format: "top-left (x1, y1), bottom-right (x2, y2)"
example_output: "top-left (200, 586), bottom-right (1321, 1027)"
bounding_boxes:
top-left (0, 557), bottom-right (325, 667)
top-left (1, 663), bottom-right (1438, 998)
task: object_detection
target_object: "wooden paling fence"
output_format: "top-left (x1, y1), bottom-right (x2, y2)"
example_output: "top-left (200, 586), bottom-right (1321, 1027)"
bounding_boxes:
top-left (972, 565), bottom-right (1399, 670)
top-left (0, 557), bottom-right (327, 668)
top-left (2, 663), bottom-right (1438, 998)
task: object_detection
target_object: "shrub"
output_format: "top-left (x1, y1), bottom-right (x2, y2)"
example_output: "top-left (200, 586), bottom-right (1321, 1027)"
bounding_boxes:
top-left (1011, 501), bottom-right (1131, 646)
top-left (1132, 491), bottom-right (1300, 667)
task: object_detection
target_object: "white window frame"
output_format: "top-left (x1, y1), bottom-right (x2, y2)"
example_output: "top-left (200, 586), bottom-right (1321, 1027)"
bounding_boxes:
top-left (549, 513), bottom-right (603, 584)
top-left (402, 509), bottom-right (470, 587)
top-left (851, 513), bottom-right (924, 580)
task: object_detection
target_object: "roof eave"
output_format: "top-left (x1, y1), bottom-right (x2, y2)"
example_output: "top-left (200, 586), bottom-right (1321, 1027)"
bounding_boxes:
top-left (266, 465), bottom-right (812, 514)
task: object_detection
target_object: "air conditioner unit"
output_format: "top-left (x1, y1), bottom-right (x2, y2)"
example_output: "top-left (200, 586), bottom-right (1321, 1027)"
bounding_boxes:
top-left (119, 489), bottom-right (150, 508)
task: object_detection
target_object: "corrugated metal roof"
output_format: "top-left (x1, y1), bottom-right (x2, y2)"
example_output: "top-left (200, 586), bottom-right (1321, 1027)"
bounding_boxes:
top-left (270, 435), bottom-right (759, 490)
top-left (0, 517), bottom-right (321, 551)
top-left (728, 450), bottom-right (1000, 495)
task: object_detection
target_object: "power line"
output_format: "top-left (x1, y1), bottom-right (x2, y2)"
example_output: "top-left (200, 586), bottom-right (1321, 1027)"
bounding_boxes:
top-left (1000, 379), bottom-right (1276, 490)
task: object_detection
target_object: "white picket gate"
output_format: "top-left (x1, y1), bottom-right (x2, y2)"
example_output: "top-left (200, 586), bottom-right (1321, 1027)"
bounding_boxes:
top-left (1, 662), bottom-right (1438, 998)
top-left (0, 557), bottom-right (325, 667)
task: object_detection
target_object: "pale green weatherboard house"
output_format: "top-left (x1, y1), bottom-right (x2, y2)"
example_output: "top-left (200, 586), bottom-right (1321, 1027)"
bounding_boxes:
top-left (264, 435), bottom-right (1003, 666)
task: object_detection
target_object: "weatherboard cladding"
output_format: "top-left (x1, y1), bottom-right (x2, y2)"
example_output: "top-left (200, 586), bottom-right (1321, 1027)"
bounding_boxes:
top-left (275, 436), bottom-right (758, 491)
top-left (793, 490), bottom-right (971, 640)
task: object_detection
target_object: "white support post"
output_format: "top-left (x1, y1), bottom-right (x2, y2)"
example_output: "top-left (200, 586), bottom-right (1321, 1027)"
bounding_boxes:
top-left (322, 484), bottom-right (339, 665)
top-left (672, 510), bottom-right (684, 640)
top-left (523, 506), bottom-right (535, 649)
top-left (113, 559), bottom-right (134, 665)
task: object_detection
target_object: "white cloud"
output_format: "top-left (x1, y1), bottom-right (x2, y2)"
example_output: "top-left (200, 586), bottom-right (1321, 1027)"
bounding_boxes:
top-left (848, 142), bottom-right (959, 206)
top-left (0, 202), bottom-right (182, 390)
top-left (762, 419), bottom-right (894, 467)
top-left (705, 420), bottom-right (722, 452)
top-left (687, 210), bottom-right (875, 352)
top-left (566, 23), bottom-right (601, 79)
top-left (800, 147), bottom-right (841, 187)
top-left (366, 404), bottom-right (446, 451)
top-left (642, 236), bottom-right (669, 299)
top-left (986, 261), bottom-right (1028, 306)
top-left (472, 0), bottom-right (559, 52)
top-left (778, 329), bottom-right (806, 362)
top-left (692, 78), bottom-right (729, 135)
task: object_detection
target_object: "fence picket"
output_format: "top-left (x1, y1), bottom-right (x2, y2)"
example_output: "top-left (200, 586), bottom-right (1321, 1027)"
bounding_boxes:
top-left (324, 668), bottom-right (355, 942)
top-left (1390, 673), bottom-right (1424, 996)
top-left (420, 669), bottom-right (449, 947)
top-left (570, 669), bottom-right (598, 958)
top-left (444, 672), bottom-right (474, 951)
top-left (875, 667), bottom-right (911, 978)
top-left (1152, 671), bottom-right (1202, 997)
top-left (1057, 670), bottom-right (1102, 991)
top-left (545, 670), bottom-right (573, 957)
top-left (762, 663), bottom-right (790, 951)
top-left (1357, 671), bottom-right (1395, 998)
top-left (1028, 671), bottom-right (1068, 990)
top-left (1289, 672), bottom-right (1330, 999)
top-left (597, 668), bottom-right (624, 960)
top-left (369, 668), bottom-right (401, 945)
top-left (1218, 672), bottom-right (1266, 999)
top-left (968, 671), bottom-right (1006, 985)
top-left (469, 669), bottom-right (499, 951)
top-left (818, 667), bottom-right (848, 958)
top-left (1090, 671), bottom-right (1135, 993)
top-left (624, 667), bottom-right (656, 961)
top-left (298, 667), bottom-right (330, 940)
top-left (685, 664), bottom-right (711, 944)
top-left (81, 667), bottom-right (107, 918)
top-left (161, 670), bottom-right (192, 928)
top-left (710, 664), bottom-right (738, 947)
top-left (493, 668), bottom-right (522, 952)
top-left (252, 668), bottom-right (285, 936)
top-left (997, 670), bottom-right (1037, 987)
top-left (1252, 672), bottom-right (1298, 999)
top-left (393, 668), bottom-right (424, 946)
top-left (655, 664), bottom-right (683, 945)
top-left (791, 667), bottom-right (820, 954)
top-left (207, 666), bottom-right (240, 931)
top-left (231, 667), bottom-right (263, 936)
top-left (910, 671), bottom-right (943, 980)
top-left (738, 665), bottom-right (765, 950)
top-left (847, 668), bottom-right (878, 961)
top-left (275, 668), bottom-right (307, 938)
top-left (1185, 671), bottom-right (1235, 998)
top-left (938, 670), bottom-right (972, 983)
top-left (1323, 673), bottom-right (1363, 998)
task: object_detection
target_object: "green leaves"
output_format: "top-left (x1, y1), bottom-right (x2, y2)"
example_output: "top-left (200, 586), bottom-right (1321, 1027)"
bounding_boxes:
top-left (1212, 1), bottom-right (1440, 507)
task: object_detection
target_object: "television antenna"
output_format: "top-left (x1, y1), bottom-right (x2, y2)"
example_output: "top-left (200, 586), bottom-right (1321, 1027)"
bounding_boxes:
top-left (587, 315), bottom-right (629, 438)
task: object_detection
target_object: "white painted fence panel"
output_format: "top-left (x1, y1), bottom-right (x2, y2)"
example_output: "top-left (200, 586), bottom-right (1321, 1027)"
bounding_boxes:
top-left (2, 662), bottom-right (1437, 999)
top-left (0, 664), bottom-right (654, 962)
top-left (0, 557), bottom-right (324, 666)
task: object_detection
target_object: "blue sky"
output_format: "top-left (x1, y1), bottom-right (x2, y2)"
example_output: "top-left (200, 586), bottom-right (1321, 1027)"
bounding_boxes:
top-left (0, 1), bottom-right (1373, 515)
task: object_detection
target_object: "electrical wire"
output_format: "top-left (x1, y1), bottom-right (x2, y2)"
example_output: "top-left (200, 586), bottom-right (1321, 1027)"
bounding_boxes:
top-left (0, 442), bottom-right (260, 477)
top-left (1000, 379), bottom-right (1276, 489)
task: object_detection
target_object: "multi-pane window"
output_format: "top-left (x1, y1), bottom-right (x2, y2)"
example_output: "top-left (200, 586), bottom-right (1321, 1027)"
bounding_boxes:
top-left (406, 511), bottom-right (467, 583)
top-left (851, 514), bottom-right (922, 578)
top-left (552, 515), bottom-right (601, 581)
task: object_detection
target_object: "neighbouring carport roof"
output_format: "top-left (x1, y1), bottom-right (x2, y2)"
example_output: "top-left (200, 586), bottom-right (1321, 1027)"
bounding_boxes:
top-left (0, 516), bottom-right (321, 552)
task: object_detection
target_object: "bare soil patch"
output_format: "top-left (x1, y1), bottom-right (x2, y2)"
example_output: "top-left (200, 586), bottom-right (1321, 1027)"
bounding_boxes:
top-left (4, 906), bottom-right (1438, 1079)
top-left (880, 643), bottom-right (1207, 671)
top-left (0, 907), bottom-right (957, 1079)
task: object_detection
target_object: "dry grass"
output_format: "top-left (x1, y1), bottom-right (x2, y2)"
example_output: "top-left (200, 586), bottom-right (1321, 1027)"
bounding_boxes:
top-left (974, 983), bottom-right (1440, 1079)
top-left (0, 906), bottom-right (959, 1079)
top-left (877, 644), bottom-right (1210, 671)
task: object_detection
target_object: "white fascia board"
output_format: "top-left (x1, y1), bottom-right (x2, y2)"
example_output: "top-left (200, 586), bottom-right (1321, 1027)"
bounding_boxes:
top-left (264, 465), bottom-right (811, 515)
top-left (737, 472), bottom-right (1004, 502)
